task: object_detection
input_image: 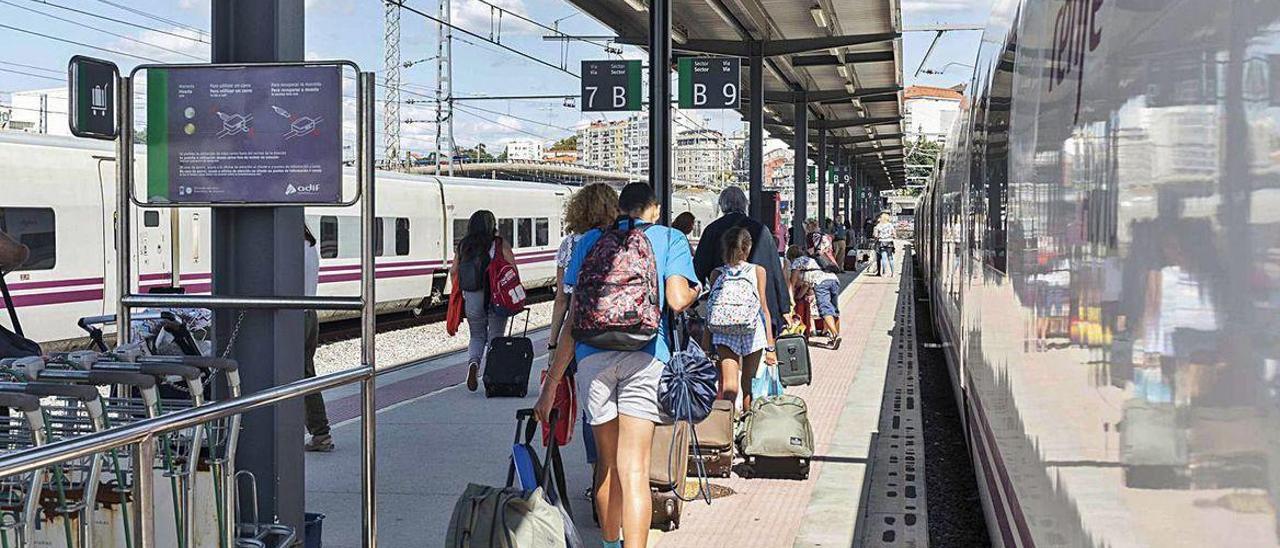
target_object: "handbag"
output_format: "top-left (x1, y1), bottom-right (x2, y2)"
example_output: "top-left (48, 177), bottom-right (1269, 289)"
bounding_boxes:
top-left (539, 368), bottom-right (578, 447)
top-left (445, 276), bottom-right (464, 336)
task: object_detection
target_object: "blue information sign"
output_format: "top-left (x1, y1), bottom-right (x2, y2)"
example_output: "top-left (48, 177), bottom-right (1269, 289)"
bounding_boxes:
top-left (145, 64), bottom-right (343, 204)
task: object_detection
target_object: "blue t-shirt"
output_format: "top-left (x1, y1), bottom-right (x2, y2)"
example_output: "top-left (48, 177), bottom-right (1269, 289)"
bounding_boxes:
top-left (563, 220), bottom-right (698, 363)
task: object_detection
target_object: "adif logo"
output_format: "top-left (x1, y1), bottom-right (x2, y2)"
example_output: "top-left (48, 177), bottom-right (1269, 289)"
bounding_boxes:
top-left (285, 183), bottom-right (321, 196)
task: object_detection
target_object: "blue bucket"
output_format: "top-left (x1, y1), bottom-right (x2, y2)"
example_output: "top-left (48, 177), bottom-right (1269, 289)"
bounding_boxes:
top-left (304, 512), bottom-right (325, 548)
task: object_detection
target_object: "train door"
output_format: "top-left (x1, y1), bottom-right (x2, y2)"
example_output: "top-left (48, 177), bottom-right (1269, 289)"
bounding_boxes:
top-left (98, 158), bottom-right (117, 318)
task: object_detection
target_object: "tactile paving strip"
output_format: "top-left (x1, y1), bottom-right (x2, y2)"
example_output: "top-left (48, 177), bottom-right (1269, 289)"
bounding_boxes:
top-left (855, 260), bottom-right (929, 548)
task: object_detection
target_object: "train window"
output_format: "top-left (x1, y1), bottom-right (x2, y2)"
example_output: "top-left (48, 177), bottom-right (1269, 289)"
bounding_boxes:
top-left (518, 218), bottom-right (533, 248)
top-left (452, 219), bottom-right (468, 250)
top-left (395, 218), bottom-right (410, 256)
top-left (143, 211), bottom-right (160, 228)
top-left (373, 217), bottom-right (385, 257)
top-left (319, 216), bottom-right (339, 259)
top-left (499, 218), bottom-right (514, 245)
top-left (535, 218), bottom-right (549, 247)
top-left (0, 207), bottom-right (55, 270)
top-left (338, 217), bottom-right (361, 258)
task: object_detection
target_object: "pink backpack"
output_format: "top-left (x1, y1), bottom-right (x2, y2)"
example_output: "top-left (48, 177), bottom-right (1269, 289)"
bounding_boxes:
top-left (571, 221), bottom-right (660, 350)
top-left (487, 238), bottom-right (527, 315)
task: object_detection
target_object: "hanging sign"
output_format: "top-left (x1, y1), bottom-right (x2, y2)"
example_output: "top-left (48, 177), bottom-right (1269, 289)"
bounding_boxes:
top-left (678, 57), bottom-right (740, 109)
top-left (68, 55), bottom-right (119, 140)
top-left (581, 60), bottom-right (642, 112)
top-left (143, 64), bottom-right (344, 204)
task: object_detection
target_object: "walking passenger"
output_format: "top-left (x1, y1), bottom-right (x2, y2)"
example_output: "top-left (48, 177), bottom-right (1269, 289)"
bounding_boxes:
top-left (548, 183), bottom-right (619, 475)
top-left (706, 227), bottom-right (776, 412)
top-left (832, 220), bottom-right (848, 273)
top-left (535, 182), bottom-right (700, 548)
top-left (874, 212), bottom-right (896, 277)
top-left (788, 245), bottom-right (842, 349)
top-left (303, 224), bottom-right (333, 452)
top-left (451, 210), bottom-right (516, 392)
top-left (694, 186), bottom-right (791, 338)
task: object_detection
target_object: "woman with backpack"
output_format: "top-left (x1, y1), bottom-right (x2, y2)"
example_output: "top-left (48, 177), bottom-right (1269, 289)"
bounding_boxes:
top-left (451, 209), bottom-right (518, 392)
top-left (706, 227), bottom-right (776, 412)
top-left (534, 183), bottom-right (700, 548)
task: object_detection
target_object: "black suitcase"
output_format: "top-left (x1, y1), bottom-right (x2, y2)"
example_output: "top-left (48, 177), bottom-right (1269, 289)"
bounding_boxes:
top-left (483, 312), bottom-right (533, 398)
top-left (776, 334), bottom-right (812, 387)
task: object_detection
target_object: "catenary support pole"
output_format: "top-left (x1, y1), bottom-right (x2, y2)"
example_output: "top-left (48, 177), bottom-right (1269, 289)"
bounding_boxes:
top-left (748, 51), bottom-right (764, 219)
top-left (210, 0), bottom-right (306, 535)
top-left (649, 0), bottom-right (672, 224)
top-left (791, 96), bottom-right (808, 245)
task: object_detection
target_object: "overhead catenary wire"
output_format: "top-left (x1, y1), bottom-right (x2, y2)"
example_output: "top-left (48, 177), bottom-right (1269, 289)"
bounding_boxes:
top-left (0, 22), bottom-right (166, 62)
top-left (92, 0), bottom-right (208, 40)
top-left (0, 66), bottom-right (64, 82)
top-left (30, 0), bottom-right (208, 44)
top-left (0, 0), bottom-right (205, 61)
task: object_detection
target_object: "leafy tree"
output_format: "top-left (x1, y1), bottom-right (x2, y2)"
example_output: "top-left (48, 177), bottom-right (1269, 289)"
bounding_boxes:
top-left (551, 135), bottom-right (577, 150)
top-left (906, 137), bottom-right (943, 182)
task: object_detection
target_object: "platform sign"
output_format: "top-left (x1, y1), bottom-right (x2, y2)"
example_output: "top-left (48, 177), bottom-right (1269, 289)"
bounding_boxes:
top-left (581, 60), bottom-right (642, 112)
top-left (68, 55), bottom-right (118, 140)
top-left (678, 57), bottom-right (740, 109)
top-left (144, 64), bottom-right (343, 204)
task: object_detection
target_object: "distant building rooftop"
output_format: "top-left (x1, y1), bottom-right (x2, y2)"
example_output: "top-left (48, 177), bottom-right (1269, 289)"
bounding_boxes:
top-left (904, 85), bottom-right (964, 101)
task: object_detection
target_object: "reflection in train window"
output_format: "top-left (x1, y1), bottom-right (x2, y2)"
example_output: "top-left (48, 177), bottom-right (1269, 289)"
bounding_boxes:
top-left (518, 218), bottom-right (533, 248)
top-left (499, 218), bottom-right (514, 245)
top-left (535, 218), bottom-right (549, 247)
top-left (0, 207), bottom-right (55, 270)
top-left (319, 216), bottom-right (339, 259)
top-left (337, 217), bottom-right (361, 258)
top-left (373, 217), bottom-right (385, 257)
top-left (395, 218), bottom-right (410, 256)
top-left (143, 210), bottom-right (160, 228)
top-left (452, 219), bottom-right (468, 251)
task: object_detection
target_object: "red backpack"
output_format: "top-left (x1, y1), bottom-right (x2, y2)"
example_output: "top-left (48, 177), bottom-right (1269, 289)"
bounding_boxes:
top-left (571, 220), bottom-right (660, 351)
top-left (487, 238), bottom-right (526, 315)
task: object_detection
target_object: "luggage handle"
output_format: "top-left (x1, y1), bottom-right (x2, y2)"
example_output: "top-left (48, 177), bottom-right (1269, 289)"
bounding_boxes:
top-left (508, 408), bottom-right (572, 514)
top-left (505, 308), bottom-right (531, 339)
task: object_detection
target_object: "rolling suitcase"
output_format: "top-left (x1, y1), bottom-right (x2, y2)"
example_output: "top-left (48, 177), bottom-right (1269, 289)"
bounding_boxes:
top-left (776, 334), bottom-right (812, 387)
top-left (484, 311), bottom-right (533, 398)
top-left (739, 394), bottom-right (814, 479)
top-left (649, 422), bottom-right (690, 531)
top-left (689, 399), bottom-right (734, 478)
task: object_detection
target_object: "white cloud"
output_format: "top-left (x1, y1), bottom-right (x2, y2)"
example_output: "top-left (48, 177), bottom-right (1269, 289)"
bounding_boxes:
top-left (452, 0), bottom-right (539, 35)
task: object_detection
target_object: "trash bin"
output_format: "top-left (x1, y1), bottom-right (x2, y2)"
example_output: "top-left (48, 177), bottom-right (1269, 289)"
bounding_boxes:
top-left (304, 513), bottom-right (325, 548)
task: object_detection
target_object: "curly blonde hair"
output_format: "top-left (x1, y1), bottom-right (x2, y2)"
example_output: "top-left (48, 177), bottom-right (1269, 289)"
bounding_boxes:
top-left (564, 183), bottom-right (619, 234)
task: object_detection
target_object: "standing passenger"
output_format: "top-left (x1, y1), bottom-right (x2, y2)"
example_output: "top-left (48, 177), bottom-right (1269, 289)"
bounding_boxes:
top-left (302, 225), bottom-right (333, 452)
top-left (548, 183), bottom-right (619, 480)
top-left (671, 211), bottom-right (697, 255)
top-left (874, 212), bottom-right (896, 277)
top-left (832, 220), bottom-right (848, 272)
top-left (535, 183), bottom-right (700, 548)
top-left (788, 245), bottom-right (842, 349)
top-left (707, 227), bottom-right (776, 412)
top-left (451, 210), bottom-right (516, 392)
top-left (693, 187), bottom-right (791, 338)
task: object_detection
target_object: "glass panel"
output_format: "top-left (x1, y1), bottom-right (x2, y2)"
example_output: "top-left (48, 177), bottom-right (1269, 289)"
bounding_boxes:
top-left (535, 218), bottom-right (549, 247)
top-left (452, 219), bottom-right (468, 251)
top-left (337, 216), bottom-right (361, 258)
top-left (518, 218), bottom-right (533, 248)
top-left (143, 210), bottom-right (160, 228)
top-left (396, 218), bottom-right (410, 256)
top-left (319, 216), bottom-right (339, 259)
top-left (373, 217), bottom-right (385, 257)
top-left (499, 218), bottom-right (514, 246)
top-left (0, 207), bottom-right (55, 270)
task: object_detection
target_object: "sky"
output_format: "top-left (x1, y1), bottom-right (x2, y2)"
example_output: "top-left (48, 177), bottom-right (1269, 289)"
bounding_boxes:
top-left (0, 0), bottom-right (993, 157)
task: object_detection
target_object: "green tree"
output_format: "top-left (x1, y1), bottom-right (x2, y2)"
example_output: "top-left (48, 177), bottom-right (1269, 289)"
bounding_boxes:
top-left (906, 138), bottom-right (943, 182)
top-left (551, 135), bottom-right (578, 150)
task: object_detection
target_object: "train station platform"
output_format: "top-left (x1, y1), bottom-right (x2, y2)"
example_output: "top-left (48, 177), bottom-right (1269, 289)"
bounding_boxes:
top-left (305, 249), bottom-right (922, 548)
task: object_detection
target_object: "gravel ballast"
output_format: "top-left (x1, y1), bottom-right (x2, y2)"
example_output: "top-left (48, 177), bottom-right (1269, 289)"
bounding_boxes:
top-left (314, 300), bottom-right (555, 375)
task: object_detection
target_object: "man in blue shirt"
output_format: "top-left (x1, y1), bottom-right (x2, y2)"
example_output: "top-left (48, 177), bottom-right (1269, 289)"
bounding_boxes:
top-left (535, 183), bottom-right (699, 548)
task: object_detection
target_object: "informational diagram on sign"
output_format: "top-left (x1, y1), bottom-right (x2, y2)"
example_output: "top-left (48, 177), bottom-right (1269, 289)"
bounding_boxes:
top-left (144, 64), bottom-right (343, 204)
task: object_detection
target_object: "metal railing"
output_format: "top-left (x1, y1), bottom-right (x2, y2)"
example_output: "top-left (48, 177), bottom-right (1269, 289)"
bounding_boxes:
top-left (3, 67), bottom-right (381, 547)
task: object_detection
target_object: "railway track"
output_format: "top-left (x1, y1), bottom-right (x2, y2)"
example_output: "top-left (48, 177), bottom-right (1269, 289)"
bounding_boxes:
top-left (318, 288), bottom-right (554, 344)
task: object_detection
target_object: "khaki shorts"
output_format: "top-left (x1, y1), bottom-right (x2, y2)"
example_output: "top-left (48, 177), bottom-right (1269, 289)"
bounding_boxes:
top-left (576, 351), bottom-right (665, 426)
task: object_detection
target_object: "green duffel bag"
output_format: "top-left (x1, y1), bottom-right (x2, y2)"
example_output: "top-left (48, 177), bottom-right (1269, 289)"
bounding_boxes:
top-left (445, 484), bottom-right (567, 548)
top-left (739, 394), bottom-right (815, 459)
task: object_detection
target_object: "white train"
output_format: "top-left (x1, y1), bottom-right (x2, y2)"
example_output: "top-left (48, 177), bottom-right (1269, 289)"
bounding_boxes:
top-left (0, 132), bottom-right (719, 346)
top-left (917, 0), bottom-right (1280, 546)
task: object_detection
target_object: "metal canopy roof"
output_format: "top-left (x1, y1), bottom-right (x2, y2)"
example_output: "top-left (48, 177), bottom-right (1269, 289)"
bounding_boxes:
top-left (564, 0), bottom-right (906, 187)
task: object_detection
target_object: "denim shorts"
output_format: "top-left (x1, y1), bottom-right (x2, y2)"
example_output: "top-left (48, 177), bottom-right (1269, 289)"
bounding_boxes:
top-left (814, 279), bottom-right (841, 318)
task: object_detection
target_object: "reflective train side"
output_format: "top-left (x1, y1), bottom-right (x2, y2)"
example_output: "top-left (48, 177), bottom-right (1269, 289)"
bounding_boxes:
top-left (917, 0), bottom-right (1280, 546)
top-left (0, 131), bottom-right (720, 346)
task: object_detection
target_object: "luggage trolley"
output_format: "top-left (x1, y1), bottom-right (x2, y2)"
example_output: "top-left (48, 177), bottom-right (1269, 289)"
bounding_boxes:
top-left (0, 380), bottom-right (107, 548)
top-left (0, 391), bottom-right (47, 547)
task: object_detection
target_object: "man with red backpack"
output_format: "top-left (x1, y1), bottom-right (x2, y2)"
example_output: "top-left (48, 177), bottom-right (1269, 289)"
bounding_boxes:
top-left (534, 183), bottom-right (700, 548)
